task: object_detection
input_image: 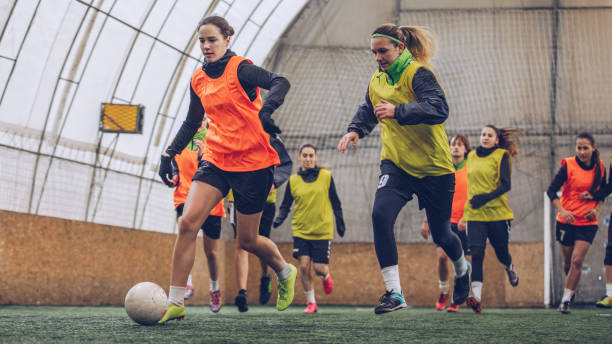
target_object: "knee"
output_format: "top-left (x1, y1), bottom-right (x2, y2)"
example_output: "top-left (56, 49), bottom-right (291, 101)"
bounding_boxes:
top-left (299, 262), bottom-right (310, 275)
top-left (437, 250), bottom-right (449, 262)
top-left (237, 236), bottom-right (256, 252)
top-left (178, 217), bottom-right (201, 236)
top-left (372, 206), bottom-right (391, 228)
top-left (570, 256), bottom-right (584, 269)
top-left (470, 247), bottom-right (485, 262)
top-left (206, 250), bottom-right (217, 262)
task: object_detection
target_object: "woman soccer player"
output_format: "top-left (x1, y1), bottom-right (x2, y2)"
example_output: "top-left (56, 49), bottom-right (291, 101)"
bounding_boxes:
top-left (591, 156), bottom-right (612, 308)
top-left (172, 121), bottom-right (225, 313)
top-left (420, 134), bottom-right (471, 312)
top-left (546, 132), bottom-right (605, 314)
top-left (337, 23), bottom-right (471, 314)
top-left (157, 15), bottom-right (296, 323)
top-left (273, 143), bottom-right (345, 314)
top-left (463, 125), bottom-right (522, 314)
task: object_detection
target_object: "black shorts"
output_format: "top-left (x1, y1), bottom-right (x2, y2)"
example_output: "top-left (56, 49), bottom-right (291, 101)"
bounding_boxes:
top-left (556, 222), bottom-right (598, 246)
top-left (229, 201), bottom-right (275, 238)
top-left (605, 215), bottom-right (612, 266)
top-left (176, 204), bottom-right (222, 239)
top-left (438, 223), bottom-right (470, 255)
top-left (377, 160), bottom-right (453, 218)
top-left (192, 160), bottom-right (273, 214)
top-left (292, 236), bottom-right (331, 264)
top-left (467, 220), bottom-right (511, 250)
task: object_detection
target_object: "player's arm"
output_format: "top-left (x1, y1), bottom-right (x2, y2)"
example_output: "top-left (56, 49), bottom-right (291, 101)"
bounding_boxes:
top-left (547, 162), bottom-right (575, 223)
top-left (393, 67), bottom-right (449, 125)
top-left (470, 154), bottom-right (511, 209)
top-left (273, 182), bottom-right (294, 227)
top-left (328, 176), bottom-right (345, 237)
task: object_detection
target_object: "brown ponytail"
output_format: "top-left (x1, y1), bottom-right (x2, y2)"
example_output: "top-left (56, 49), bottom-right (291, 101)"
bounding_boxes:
top-left (372, 23), bottom-right (436, 68)
top-left (485, 124), bottom-right (523, 158)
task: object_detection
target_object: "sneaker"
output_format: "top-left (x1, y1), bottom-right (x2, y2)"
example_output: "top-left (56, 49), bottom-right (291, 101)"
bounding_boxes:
top-left (596, 295), bottom-right (612, 308)
top-left (435, 292), bottom-right (449, 311)
top-left (158, 304), bottom-right (186, 324)
top-left (374, 291), bottom-right (407, 314)
top-left (277, 264), bottom-right (297, 311)
top-left (184, 285), bottom-right (194, 300)
top-left (447, 302), bottom-right (460, 312)
top-left (303, 302), bottom-right (318, 314)
top-left (210, 290), bottom-right (221, 313)
top-left (466, 296), bottom-right (481, 314)
top-left (259, 276), bottom-right (272, 305)
top-left (323, 273), bottom-right (334, 294)
top-left (234, 290), bottom-right (248, 313)
top-left (506, 265), bottom-right (519, 287)
top-left (453, 261), bottom-right (471, 305)
top-left (558, 301), bottom-right (570, 314)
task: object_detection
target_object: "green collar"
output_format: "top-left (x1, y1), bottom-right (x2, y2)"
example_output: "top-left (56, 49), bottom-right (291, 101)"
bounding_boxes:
top-left (454, 159), bottom-right (466, 171)
top-left (187, 129), bottom-right (207, 151)
top-left (381, 48), bottom-right (414, 85)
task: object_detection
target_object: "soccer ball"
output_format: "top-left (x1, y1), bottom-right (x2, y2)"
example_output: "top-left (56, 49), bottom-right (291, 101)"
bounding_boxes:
top-left (124, 282), bottom-right (167, 325)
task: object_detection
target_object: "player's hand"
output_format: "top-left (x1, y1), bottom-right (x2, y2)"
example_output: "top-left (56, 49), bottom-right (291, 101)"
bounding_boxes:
top-left (420, 221), bottom-right (430, 239)
top-left (585, 208), bottom-right (598, 221)
top-left (159, 154), bottom-right (177, 187)
top-left (259, 112), bottom-right (282, 135)
top-left (336, 224), bottom-right (345, 238)
top-left (559, 208), bottom-right (576, 224)
top-left (470, 194), bottom-right (488, 209)
top-left (579, 191), bottom-right (594, 200)
top-left (374, 99), bottom-right (395, 120)
top-left (338, 132), bottom-right (359, 152)
top-left (458, 219), bottom-right (467, 231)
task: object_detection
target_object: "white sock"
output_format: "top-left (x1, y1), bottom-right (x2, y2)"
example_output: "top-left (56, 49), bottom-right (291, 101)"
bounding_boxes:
top-left (471, 281), bottom-right (483, 300)
top-left (304, 289), bottom-right (316, 304)
top-left (168, 286), bottom-right (185, 306)
top-left (452, 254), bottom-right (468, 277)
top-left (562, 288), bottom-right (574, 302)
top-left (324, 273), bottom-right (330, 280)
top-left (505, 263), bottom-right (513, 271)
top-left (381, 265), bottom-right (402, 294)
top-left (277, 263), bottom-right (292, 280)
top-left (606, 283), bottom-right (612, 297)
top-left (210, 279), bottom-right (219, 292)
top-left (187, 274), bottom-right (193, 286)
top-left (439, 280), bottom-right (449, 294)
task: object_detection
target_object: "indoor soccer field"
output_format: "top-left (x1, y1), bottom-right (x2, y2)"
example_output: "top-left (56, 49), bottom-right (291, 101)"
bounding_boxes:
top-left (1, 305), bottom-right (610, 343)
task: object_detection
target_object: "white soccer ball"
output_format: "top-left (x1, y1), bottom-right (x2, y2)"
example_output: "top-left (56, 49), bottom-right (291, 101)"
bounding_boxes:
top-left (124, 282), bottom-right (167, 325)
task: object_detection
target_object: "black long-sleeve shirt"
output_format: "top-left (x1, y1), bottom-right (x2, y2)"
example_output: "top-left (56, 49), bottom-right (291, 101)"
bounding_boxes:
top-left (276, 167), bottom-right (345, 234)
top-left (165, 50), bottom-right (290, 157)
top-left (593, 164), bottom-right (612, 202)
top-left (347, 67), bottom-right (449, 138)
top-left (471, 146), bottom-right (511, 207)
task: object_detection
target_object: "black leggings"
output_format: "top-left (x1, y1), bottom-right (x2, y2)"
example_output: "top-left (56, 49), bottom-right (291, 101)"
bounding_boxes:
top-left (372, 161), bottom-right (463, 268)
top-left (467, 220), bottom-right (513, 282)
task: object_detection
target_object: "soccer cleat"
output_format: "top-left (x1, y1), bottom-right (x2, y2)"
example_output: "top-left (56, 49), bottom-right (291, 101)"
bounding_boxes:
top-left (259, 276), bottom-right (272, 305)
top-left (374, 291), bottom-right (407, 314)
top-left (157, 304), bottom-right (186, 324)
top-left (234, 290), bottom-right (248, 313)
top-left (506, 265), bottom-right (519, 287)
top-left (435, 292), bottom-right (449, 311)
top-left (184, 285), bottom-right (194, 300)
top-left (558, 301), bottom-right (571, 314)
top-left (466, 296), bottom-right (481, 314)
top-left (596, 295), bottom-right (612, 308)
top-left (452, 261), bottom-right (471, 305)
top-left (447, 302), bottom-right (460, 312)
top-left (277, 264), bottom-right (297, 311)
top-left (323, 273), bottom-right (334, 294)
top-left (303, 302), bottom-right (318, 314)
top-left (209, 290), bottom-right (221, 313)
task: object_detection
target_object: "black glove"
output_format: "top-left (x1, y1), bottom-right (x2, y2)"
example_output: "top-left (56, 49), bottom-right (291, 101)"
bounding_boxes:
top-left (336, 224), bottom-right (345, 238)
top-left (171, 159), bottom-right (180, 186)
top-left (470, 194), bottom-right (489, 209)
top-left (159, 154), bottom-right (177, 187)
top-left (272, 217), bottom-right (283, 228)
top-left (259, 112), bottom-right (281, 135)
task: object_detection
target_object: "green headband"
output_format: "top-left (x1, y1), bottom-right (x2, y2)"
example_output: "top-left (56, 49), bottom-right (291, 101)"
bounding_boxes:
top-left (372, 33), bottom-right (403, 45)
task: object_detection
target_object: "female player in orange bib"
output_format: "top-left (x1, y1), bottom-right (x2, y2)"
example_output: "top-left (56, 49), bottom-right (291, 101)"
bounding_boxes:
top-left (157, 15), bottom-right (296, 323)
top-left (546, 132), bottom-right (605, 314)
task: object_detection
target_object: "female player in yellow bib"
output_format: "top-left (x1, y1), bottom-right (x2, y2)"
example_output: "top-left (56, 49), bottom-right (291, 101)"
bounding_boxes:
top-left (463, 125), bottom-right (522, 314)
top-left (274, 143), bottom-right (345, 314)
top-left (337, 23), bottom-right (470, 314)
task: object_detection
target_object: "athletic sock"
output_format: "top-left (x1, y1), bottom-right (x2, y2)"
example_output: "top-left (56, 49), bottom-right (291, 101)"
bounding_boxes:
top-left (277, 263), bottom-right (292, 280)
top-left (471, 281), bottom-right (483, 300)
top-left (381, 265), bottom-right (402, 294)
top-left (505, 263), bottom-right (513, 271)
top-left (210, 279), bottom-right (219, 292)
top-left (561, 288), bottom-right (574, 303)
top-left (606, 283), bottom-right (612, 297)
top-left (439, 280), bottom-right (449, 294)
top-left (324, 273), bottom-right (330, 280)
top-left (187, 274), bottom-right (193, 286)
top-left (304, 289), bottom-right (316, 304)
top-left (169, 286), bottom-right (185, 306)
top-left (452, 254), bottom-right (468, 277)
